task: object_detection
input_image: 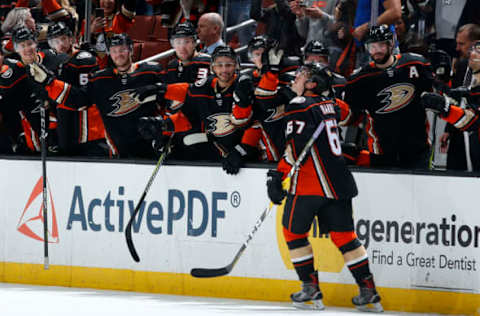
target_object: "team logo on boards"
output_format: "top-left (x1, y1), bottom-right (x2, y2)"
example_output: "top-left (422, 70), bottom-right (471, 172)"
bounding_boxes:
top-left (275, 203), bottom-right (345, 273)
top-left (17, 177), bottom-right (59, 243)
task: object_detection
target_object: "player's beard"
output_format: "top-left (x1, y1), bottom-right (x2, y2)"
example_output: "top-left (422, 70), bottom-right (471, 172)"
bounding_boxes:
top-left (372, 50), bottom-right (391, 65)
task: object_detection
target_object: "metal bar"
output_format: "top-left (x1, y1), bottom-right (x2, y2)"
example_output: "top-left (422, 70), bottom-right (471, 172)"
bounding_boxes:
top-left (226, 19), bottom-right (256, 35)
top-left (84, 0), bottom-right (92, 43)
top-left (137, 19), bottom-right (256, 65)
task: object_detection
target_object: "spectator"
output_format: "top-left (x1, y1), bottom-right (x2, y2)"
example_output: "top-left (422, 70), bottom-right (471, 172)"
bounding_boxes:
top-left (250, 0), bottom-right (304, 57)
top-left (327, 0), bottom-right (357, 76)
top-left (220, 0), bottom-right (255, 48)
top-left (434, 0), bottom-right (467, 57)
top-left (456, 0), bottom-right (480, 30)
top-left (83, 0), bottom-right (136, 68)
top-left (196, 12), bottom-right (225, 55)
top-left (351, 0), bottom-right (402, 66)
top-left (289, 0), bottom-right (336, 44)
top-left (2, 7), bottom-right (37, 54)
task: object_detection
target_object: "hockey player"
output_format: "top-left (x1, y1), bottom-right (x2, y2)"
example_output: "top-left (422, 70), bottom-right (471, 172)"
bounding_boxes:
top-left (266, 62), bottom-right (382, 312)
top-left (230, 36), bottom-right (298, 165)
top-left (421, 40), bottom-right (480, 171)
top-left (27, 33), bottom-right (163, 158)
top-left (47, 21), bottom-right (106, 155)
top-left (304, 40), bottom-right (346, 99)
top-left (0, 27), bottom-right (67, 153)
top-left (343, 24), bottom-right (435, 169)
top-left (137, 45), bottom-right (248, 167)
top-left (164, 21), bottom-right (211, 85)
top-left (161, 21), bottom-right (212, 162)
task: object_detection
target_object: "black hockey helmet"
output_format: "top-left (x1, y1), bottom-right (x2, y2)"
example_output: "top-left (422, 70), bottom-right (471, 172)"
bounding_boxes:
top-left (47, 22), bottom-right (72, 40)
top-left (302, 62), bottom-right (333, 94)
top-left (248, 35), bottom-right (267, 51)
top-left (365, 24), bottom-right (394, 44)
top-left (108, 33), bottom-right (133, 51)
top-left (212, 45), bottom-right (237, 63)
top-left (427, 47), bottom-right (451, 78)
top-left (304, 40), bottom-right (329, 57)
top-left (12, 27), bottom-right (37, 44)
top-left (170, 21), bottom-right (197, 40)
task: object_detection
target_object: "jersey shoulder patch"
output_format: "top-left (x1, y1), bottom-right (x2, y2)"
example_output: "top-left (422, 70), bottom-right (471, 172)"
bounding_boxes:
top-left (0, 66), bottom-right (13, 79)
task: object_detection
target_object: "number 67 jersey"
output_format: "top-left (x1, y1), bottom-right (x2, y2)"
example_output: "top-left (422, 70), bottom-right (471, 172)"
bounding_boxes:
top-left (277, 95), bottom-right (358, 199)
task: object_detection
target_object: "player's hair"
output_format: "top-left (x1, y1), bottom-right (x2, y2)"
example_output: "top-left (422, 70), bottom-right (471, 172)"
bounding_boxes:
top-left (458, 24), bottom-right (480, 42)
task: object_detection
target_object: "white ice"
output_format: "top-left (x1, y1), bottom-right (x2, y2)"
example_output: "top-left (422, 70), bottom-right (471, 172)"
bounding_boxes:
top-left (0, 282), bottom-right (441, 316)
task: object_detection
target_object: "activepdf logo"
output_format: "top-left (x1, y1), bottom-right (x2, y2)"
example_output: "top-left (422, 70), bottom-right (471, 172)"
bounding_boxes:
top-left (17, 177), bottom-right (59, 243)
top-left (275, 203), bottom-right (345, 273)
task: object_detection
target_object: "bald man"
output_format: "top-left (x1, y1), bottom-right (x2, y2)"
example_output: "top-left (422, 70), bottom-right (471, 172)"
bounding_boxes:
top-left (197, 12), bottom-right (225, 54)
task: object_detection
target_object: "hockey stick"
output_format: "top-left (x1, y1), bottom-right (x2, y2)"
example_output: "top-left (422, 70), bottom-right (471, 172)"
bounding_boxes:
top-left (461, 67), bottom-right (473, 172)
top-left (190, 121), bottom-right (326, 278)
top-left (40, 103), bottom-right (49, 270)
top-left (125, 136), bottom-right (173, 262)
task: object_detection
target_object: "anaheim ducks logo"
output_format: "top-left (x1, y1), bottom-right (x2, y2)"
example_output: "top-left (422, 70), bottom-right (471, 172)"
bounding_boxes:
top-left (108, 89), bottom-right (141, 117)
top-left (264, 104), bottom-right (285, 123)
top-left (206, 113), bottom-right (236, 137)
top-left (376, 83), bottom-right (415, 114)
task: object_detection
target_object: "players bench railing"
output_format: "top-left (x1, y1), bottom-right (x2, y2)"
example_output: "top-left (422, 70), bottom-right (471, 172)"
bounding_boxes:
top-left (137, 19), bottom-right (257, 67)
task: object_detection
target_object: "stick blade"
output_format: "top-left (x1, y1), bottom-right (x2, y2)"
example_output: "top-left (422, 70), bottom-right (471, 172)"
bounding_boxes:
top-left (190, 267), bottom-right (231, 278)
top-left (125, 224), bottom-right (140, 262)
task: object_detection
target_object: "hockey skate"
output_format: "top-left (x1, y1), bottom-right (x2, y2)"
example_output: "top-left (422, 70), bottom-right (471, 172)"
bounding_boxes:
top-left (291, 281), bottom-right (325, 310)
top-left (352, 284), bottom-right (383, 313)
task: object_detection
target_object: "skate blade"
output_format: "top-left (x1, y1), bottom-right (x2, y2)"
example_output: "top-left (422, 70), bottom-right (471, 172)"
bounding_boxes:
top-left (355, 302), bottom-right (384, 313)
top-left (292, 299), bottom-right (325, 310)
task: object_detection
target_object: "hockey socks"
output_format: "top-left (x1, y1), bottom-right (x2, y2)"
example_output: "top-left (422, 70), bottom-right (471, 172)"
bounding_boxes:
top-left (346, 254), bottom-right (371, 285)
top-left (291, 253), bottom-right (315, 282)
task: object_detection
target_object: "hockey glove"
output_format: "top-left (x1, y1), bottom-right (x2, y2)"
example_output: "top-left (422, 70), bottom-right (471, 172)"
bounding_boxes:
top-left (233, 75), bottom-right (254, 107)
top-left (138, 116), bottom-right (167, 140)
top-left (446, 86), bottom-right (470, 101)
top-left (152, 134), bottom-right (171, 156)
top-left (266, 169), bottom-right (287, 205)
top-left (261, 46), bottom-right (284, 73)
top-left (222, 145), bottom-right (248, 175)
top-left (421, 92), bottom-right (451, 116)
top-left (130, 83), bottom-right (166, 103)
top-left (27, 63), bottom-right (55, 86)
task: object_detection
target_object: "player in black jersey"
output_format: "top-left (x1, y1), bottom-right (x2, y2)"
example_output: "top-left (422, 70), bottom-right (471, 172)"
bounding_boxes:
top-left (164, 21), bottom-right (211, 86)
top-left (304, 40), bottom-right (346, 99)
top-left (266, 63), bottom-right (382, 312)
top-left (232, 36), bottom-right (298, 165)
top-left (0, 27), bottom-right (67, 154)
top-left (137, 45), bottom-right (247, 168)
top-left (343, 25), bottom-right (435, 169)
top-left (421, 40), bottom-right (480, 171)
top-left (47, 22), bottom-right (106, 156)
top-left (27, 33), bottom-right (164, 158)
top-left (161, 21), bottom-right (212, 162)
